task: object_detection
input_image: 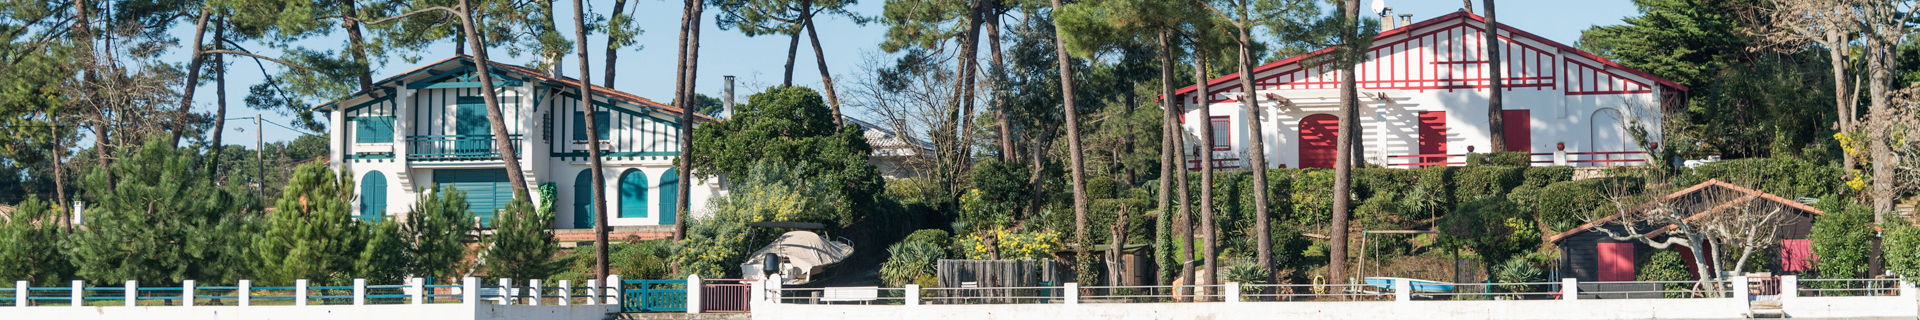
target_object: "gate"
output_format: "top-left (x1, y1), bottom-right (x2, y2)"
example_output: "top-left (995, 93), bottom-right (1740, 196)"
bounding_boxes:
top-left (701, 279), bottom-right (753, 312)
top-left (622, 280), bottom-right (687, 313)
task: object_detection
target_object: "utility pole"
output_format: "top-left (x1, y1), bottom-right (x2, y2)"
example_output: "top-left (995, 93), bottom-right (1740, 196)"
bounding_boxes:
top-left (255, 116), bottom-right (265, 195)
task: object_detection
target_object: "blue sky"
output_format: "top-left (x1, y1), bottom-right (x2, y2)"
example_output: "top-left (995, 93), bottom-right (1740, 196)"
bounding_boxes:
top-left (178, 0), bottom-right (1642, 144)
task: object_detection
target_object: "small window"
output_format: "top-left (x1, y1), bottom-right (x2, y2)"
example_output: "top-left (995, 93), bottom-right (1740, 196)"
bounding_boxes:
top-left (1209, 117), bottom-right (1231, 151)
top-left (572, 111), bottom-right (611, 140)
top-left (354, 116), bottom-right (395, 144)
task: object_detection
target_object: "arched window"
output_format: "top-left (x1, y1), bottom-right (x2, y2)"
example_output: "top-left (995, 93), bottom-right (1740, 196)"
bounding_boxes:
top-left (659, 168), bottom-right (679, 225)
top-left (619, 169), bottom-right (648, 218)
top-left (572, 169), bottom-right (595, 229)
top-left (360, 171), bottom-right (387, 222)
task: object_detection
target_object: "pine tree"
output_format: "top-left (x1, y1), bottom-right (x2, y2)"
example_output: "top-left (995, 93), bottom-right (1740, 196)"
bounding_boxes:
top-left (0, 197), bottom-right (71, 285)
top-left (404, 185), bottom-right (476, 280)
top-left (65, 138), bottom-right (251, 285)
top-left (482, 196), bottom-right (560, 281)
top-left (254, 162), bottom-right (366, 285)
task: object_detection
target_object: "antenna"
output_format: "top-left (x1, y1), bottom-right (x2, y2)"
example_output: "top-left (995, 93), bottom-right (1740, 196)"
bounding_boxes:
top-left (1371, 0), bottom-right (1387, 16)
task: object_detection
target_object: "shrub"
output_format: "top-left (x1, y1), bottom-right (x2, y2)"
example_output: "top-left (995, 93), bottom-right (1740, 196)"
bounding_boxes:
top-left (615, 239), bottom-right (676, 280)
top-left (1443, 198), bottom-right (1537, 270)
top-left (880, 240), bottom-right (946, 286)
top-left (1531, 177), bottom-right (1641, 233)
top-left (1493, 256), bottom-right (1543, 293)
top-left (1522, 166), bottom-right (1574, 188)
top-left (1469, 151), bottom-right (1532, 167)
top-left (484, 197), bottom-right (561, 281)
top-left (675, 161), bottom-right (843, 278)
top-left (1681, 157), bottom-right (1844, 199)
top-left (1810, 202), bottom-right (1873, 279)
top-left (1226, 260), bottom-right (1271, 285)
top-left (1884, 221), bottom-right (1920, 279)
top-left (0, 197), bottom-right (71, 285)
top-left (1636, 250), bottom-right (1693, 298)
top-left (1455, 166), bottom-right (1525, 202)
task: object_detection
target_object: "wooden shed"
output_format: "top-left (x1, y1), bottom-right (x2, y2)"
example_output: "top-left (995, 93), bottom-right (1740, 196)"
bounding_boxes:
top-left (1548, 180), bottom-right (1823, 290)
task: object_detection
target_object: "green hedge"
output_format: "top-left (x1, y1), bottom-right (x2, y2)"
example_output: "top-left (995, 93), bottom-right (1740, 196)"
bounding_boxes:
top-left (1680, 157), bottom-right (1844, 198)
top-left (1525, 177), bottom-right (1642, 233)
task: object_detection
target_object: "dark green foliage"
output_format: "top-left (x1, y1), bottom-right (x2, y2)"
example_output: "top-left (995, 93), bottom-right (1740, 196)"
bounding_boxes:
top-left (1288, 169), bottom-right (1334, 225)
top-left (1576, 0), bottom-right (1751, 90)
top-left (1884, 221), bottom-right (1920, 279)
top-left (676, 161), bottom-right (842, 278)
top-left (1443, 198), bottom-right (1538, 273)
top-left (1688, 54), bottom-right (1836, 158)
top-left (1225, 260), bottom-right (1271, 285)
top-left (66, 138), bottom-right (258, 286)
top-left (357, 220), bottom-right (409, 284)
top-left (1527, 177), bottom-right (1641, 233)
top-left (903, 229), bottom-right (952, 251)
top-left (0, 197), bottom-right (71, 285)
top-left (1522, 166), bottom-right (1574, 188)
top-left (1089, 198), bottom-right (1152, 246)
top-left (686, 86), bottom-right (884, 227)
top-left (255, 162), bottom-right (364, 285)
top-left (615, 240), bottom-right (676, 280)
top-left (1810, 202), bottom-right (1873, 279)
top-left (880, 238), bottom-right (946, 286)
top-left (970, 160), bottom-right (1032, 206)
top-left (1468, 152), bottom-right (1532, 167)
top-left (1679, 157), bottom-right (1844, 199)
top-left (404, 186), bottom-right (475, 280)
top-left (1454, 166), bottom-right (1525, 202)
top-left (1493, 256), bottom-right (1544, 293)
top-left (484, 197), bottom-right (561, 281)
top-left (1636, 249), bottom-right (1693, 298)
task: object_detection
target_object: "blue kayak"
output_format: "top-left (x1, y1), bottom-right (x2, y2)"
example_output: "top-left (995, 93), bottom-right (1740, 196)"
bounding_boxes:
top-left (1364, 277), bottom-right (1454, 293)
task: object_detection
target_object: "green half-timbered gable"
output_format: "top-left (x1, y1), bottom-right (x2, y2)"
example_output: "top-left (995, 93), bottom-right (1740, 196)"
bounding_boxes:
top-left (547, 91), bottom-right (685, 161)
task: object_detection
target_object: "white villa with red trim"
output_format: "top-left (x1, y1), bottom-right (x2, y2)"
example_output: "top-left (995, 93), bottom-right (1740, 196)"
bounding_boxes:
top-left (1173, 12), bottom-right (1683, 170)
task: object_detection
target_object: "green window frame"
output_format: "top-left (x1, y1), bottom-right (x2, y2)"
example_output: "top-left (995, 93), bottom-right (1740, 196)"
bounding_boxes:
top-left (354, 116), bottom-right (395, 144)
top-left (658, 168), bottom-right (678, 226)
top-left (573, 169), bottom-right (596, 229)
top-left (572, 111), bottom-right (611, 141)
top-left (360, 171), bottom-right (388, 222)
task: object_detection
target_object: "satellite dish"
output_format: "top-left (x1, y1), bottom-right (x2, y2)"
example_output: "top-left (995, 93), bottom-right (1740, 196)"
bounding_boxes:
top-left (1370, 0), bottom-right (1387, 16)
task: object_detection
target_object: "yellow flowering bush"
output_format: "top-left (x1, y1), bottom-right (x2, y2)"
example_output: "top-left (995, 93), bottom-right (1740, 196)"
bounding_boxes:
top-left (954, 228), bottom-right (1061, 260)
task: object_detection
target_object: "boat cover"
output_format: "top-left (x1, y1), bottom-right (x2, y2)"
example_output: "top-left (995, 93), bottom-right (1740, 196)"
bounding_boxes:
top-left (742, 231), bottom-right (854, 273)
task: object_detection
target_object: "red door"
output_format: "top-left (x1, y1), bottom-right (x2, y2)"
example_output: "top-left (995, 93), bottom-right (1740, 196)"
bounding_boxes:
top-left (1779, 239), bottom-right (1815, 272)
top-left (1418, 112), bottom-right (1447, 167)
top-left (1501, 110), bottom-right (1532, 152)
top-left (1598, 242), bottom-right (1636, 281)
top-left (1298, 114), bottom-right (1340, 169)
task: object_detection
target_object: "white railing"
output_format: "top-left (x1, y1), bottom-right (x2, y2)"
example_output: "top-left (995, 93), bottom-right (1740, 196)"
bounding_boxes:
top-left (0, 276), bottom-right (621, 308)
top-left (774, 277), bottom-right (1911, 306)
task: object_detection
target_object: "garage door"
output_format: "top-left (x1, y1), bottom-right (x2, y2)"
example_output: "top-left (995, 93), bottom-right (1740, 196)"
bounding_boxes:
top-left (435, 168), bottom-right (512, 227)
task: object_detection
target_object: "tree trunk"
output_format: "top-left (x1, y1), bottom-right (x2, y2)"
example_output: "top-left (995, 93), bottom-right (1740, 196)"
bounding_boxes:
top-left (457, 0), bottom-right (535, 202)
top-left (571, 0), bottom-right (613, 282)
top-left (1827, 29), bottom-right (1853, 172)
top-left (209, 16), bottom-right (229, 178)
top-left (1048, 0), bottom-right (1092, 288)
top-left (1108, 206), bottom-right (1129, 286)
top-left (344, 0), bottom-right (374, 90)
top-left (1155, 30), bottom-right (1178, 286)
top-left (1232, 5), bottom-right (1273, 273)
top-left (604, 0), bottom-right (630, 87)
top-left (1460, 0), bottom-right (1472, 13)
top-left (783, 0), bottom-right (809, 87)
top-left (1484, 0), bottom-right (1504, 152)
top-left (675, 0), bottom-right (705, 241)
top-left (1193, 44), bottom-right (1218, 300)
top-left (956, 0), bottom-right (986, 161)
top-left (1171, 55), bottom-right (1194, 299)
top-left (1868, 37), bottom-right (1893, 223)
top-left (169, 9), bottom-right (213, 147)
top-left (987, 9), bottom-right (1013, 160)
top-left (1329, 0), bottom-right (1358, 287)
top-left (805, 16), bottom-right (843, 125)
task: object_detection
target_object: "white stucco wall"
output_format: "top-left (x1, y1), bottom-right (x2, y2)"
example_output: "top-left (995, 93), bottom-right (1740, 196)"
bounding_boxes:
top-left (0, 303), bottom-right (617, 320)
top-left (754, 295), bottom-right (1915, 320)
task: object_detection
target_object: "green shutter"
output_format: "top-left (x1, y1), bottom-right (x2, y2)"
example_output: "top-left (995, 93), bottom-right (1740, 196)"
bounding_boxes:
top-left (354, 117), bottom-right (395, 143)
top-left (619, 169), bottom-right (648, 218)
top-left (658, 168), bottom-right (678, 225)
top-left (573, 169), bottom-right (595, 229)
top-left (436, 169), bottom-right (510, 227)
top-left (572, 111), bottom-right (611, 140)
top-left (360, 171), bottom-right (388, 221)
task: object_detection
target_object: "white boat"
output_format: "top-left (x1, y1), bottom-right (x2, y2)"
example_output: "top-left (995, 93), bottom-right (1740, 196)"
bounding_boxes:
top-left (740, 231), bottom-right (854, 285)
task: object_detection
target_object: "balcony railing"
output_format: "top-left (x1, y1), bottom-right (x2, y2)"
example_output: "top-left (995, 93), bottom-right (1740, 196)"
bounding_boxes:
top-left (406, 135), bottom-right (523, 161)
top-left (1386, 151), bottom-right (1648, 168)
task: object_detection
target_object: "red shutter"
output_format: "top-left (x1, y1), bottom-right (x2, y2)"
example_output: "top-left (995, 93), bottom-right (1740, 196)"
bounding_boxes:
top-left (1298, 114), bottom-right (1340, 169)
top-left (1598, 242), bottom-right (1636, 282)
top-left (1780, 239), bottom-right (1815, 272)
top-left (1501, 110), bottom-right (1532, 152)
top-left (1418, 111), bottom-right (1447, 167)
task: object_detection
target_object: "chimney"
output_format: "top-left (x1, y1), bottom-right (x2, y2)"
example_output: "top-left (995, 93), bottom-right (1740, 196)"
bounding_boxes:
top-left (542, 54), bottom-right (563, 78)
top-left (1380, 8), bottom-right (1394, 30)
top-left (1399, 14), bottom-right (1413, 28)
top-left (721, 75), bottom-right (736, 119)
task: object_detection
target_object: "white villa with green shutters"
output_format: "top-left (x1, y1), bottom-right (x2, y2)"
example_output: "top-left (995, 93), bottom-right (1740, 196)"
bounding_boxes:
top-left (316, 56), bottom-right (720, 236)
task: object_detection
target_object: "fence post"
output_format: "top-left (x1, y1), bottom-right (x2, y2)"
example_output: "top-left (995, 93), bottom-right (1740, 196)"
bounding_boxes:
top-left (1731, 276), bottom-right (1749, 302)
top-left (352, 279), bottom-right (367, 306)
top-left (238, 280), bottom-right (251, 306)
top-left (1064, 283), bottom-right (1079, 305)
top-left (294, 279), bottom-right (308, 306)
top-left (529, 279), bottom-right (542, 306)
top-left (904, 284), bottom-right (920, 306)
top-left (411, 278), bottom-right (424, 305)
top-left (461, 277), bottom-right (479, 306)
top-left (557, 280), bottom-right (571, 306)
top-left (584, 280), bottom-right (599, 306)
top-left (686, 274), bottom-right (702, 314)
top-left (1900, 278), bottom-right (1916, 298)
top-left (1394, 279), bottom-right (1411, 302)
top-left (1779, 276), bottom-right (1798, 299)
top-left (1561, 278), bottom-right (1577, 301)
top-left (182, 280), bottom-right (195, 307)
top-left (123, 280), bottom-right (135, 307)
top-left (606, 275), bottom-right (622, 305)
top-left (1226, 282), bottom-right (1242, 303)
top-left (14, 280), bottom-right (25, 307)
top-left (70, 280), bottom-right (82, 307)
top-left (497, 278), bottom-right (512, 305)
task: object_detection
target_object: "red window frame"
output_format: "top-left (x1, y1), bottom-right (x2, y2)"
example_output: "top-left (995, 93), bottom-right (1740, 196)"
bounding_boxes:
top-left (1210, 116), bottom-right (1231, 151)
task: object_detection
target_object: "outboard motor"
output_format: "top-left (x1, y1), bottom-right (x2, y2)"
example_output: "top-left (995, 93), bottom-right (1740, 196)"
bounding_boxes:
top-left (762, 252), bottom-right (782, 278)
